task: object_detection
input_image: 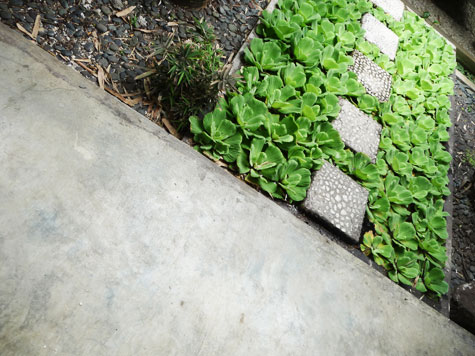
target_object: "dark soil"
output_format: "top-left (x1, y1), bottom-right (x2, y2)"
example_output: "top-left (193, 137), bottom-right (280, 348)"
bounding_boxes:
top-left (451, 78), bottom-right (475, 290)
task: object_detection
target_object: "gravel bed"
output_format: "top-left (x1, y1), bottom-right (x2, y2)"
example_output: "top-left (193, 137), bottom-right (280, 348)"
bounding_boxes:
top-left (0, 0), bottom-right (268, 118)
top-left (451, 78), bottom-right (475, 290)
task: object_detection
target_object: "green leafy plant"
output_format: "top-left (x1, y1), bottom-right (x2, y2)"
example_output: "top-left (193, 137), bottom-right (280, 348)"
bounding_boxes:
top-left (188, 0), bottom-right (455, 297)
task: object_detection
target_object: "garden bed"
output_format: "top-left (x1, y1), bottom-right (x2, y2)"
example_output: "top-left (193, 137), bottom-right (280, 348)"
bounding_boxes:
top-left (189, 0), bottom-right (457, 301)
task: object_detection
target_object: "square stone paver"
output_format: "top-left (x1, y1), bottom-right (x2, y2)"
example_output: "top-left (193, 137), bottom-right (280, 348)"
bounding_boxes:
top-left (302, 161), bottom-right (369, 243)
top-left (331, 98), bottom-right (382, 162)
top-left (362, 13), bottom-right (399, 60)
top-left (348, 50), bottom-right (392, 102)
top-left (368, 0), bottom-right (405, 21)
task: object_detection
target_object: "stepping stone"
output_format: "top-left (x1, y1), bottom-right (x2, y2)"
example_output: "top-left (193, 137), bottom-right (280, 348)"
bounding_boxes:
top-left (361, 13), bottom-right (399, 60)
top-left (331, 98), bottom-right (382, 162)
top-left (348, 50), bottom-right (392, 102)
top-left (302, 161), bottom-right (369, 243)
top-left (368, 0), bottom-right (405, 21)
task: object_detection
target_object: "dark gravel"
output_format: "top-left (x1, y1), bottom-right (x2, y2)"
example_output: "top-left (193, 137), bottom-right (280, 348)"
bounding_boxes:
top-left (0, 0), bottom-right (268, 117)
top-left (451, 78), bottom-right (475, 291)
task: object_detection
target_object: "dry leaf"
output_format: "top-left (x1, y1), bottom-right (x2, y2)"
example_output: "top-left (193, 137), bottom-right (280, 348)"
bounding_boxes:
top-left (31, 15), bottom-right (41, 39)
top-left (167, 21), bottom-right (179, 27)
top-left (74, 58), bottom-right (91, 63)
top-left (92, 30), bottom-right (100, 51)
top-left (97, 65), bottom-right (105, 90)
top-left (104, 87), bottom-right (142, 106)
top-left (134, 69), bottom-right (157, 80)
top-left (116, 6), bottom-right (136, 17)
top-left (16, 23), bottom-right (35, 40)
top-left (75, 60), bottom-right (97, 76)
top-left (162, 118), bottom-right (180, 138)
top-left (135, 28), bottom-right (157, 33)
top-left (144, 78), bottom-right (152, 99)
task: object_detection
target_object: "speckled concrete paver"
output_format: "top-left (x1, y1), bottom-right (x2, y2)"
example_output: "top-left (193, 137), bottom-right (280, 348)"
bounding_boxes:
top-left (331, 98), bottom-right (382, 162)
top-left (362, 13), bottom-right (399, 60)
top-left (302, 161), bottom-right (369, 243)
top-left (348, 50), bottom-right (392, 102)
top-left (368, 0), bottom-right (405, 21)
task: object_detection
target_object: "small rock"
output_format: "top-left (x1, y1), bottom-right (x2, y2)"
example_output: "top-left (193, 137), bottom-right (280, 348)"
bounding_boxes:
top-left (96, 23), bottom-right (108, 33)
top-left (101, 5), bottom-right (112, 16)
top-left (0, 11), bottom-right (12, 20)
top-left (9, 0), bottom-right (23, 6)
top-left (98, 58), bottom-right (109, 68)
top-left (84, 42), bottom-right (94, 52)
top-left (111, 0), bottom-right (124, 10)
top-left (61, 49), bottom-right (73, 57)
top-left (108, 55), bottom-right (119, 63)
top-left (110, 43), bottom-right (119, 51)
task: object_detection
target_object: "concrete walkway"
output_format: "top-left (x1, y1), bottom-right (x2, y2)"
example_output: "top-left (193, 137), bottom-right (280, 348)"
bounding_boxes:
top-left (0, 23), bottom-right (474, 356)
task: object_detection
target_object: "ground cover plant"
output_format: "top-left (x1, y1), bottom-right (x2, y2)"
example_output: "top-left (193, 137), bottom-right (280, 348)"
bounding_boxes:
top-left (189, 0), bottom-right (456, 297)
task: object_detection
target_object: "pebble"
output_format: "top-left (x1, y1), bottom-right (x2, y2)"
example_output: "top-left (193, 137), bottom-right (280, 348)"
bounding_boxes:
top-left (0, 11), bottom-right (12, 20)
top-left (98, 58), bottom-right (108, 68)
top-left (101, 6), bottom-right (112, 16)
top-left (9, 0), bottom-right (23, 6)
top-left (108, 55), bottom-right (120, 63)
top-left (84, 42), bottom-right (94, 52)
top-left (61, 49), bottom-right (73, 57)
top-left (110, 43), bottom-right (119, 51)
top-left (96, 23), bottom-right (107, 33)
top-left (111, 0), bottom-right (124, 10)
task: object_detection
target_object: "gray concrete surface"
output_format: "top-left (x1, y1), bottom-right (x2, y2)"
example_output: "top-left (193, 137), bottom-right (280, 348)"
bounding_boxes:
top-left (0, 23), bottom-right (474, 356)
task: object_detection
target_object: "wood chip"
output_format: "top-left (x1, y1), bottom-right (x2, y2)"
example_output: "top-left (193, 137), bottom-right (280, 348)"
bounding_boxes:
top-left (73, 58), bottom-right (91, 63)
top-left (16, 23), bottom-right (35, 40)
top-left (135, 28), bottom-right (157, 33)
top-left (167, 21), bottom-right (179, 27)
top-left (31, 15), bottom-right (41, 39)
top-left (97, 65), bottom-right (105, 90)
top-left (115, 6), bottom-right (136, 17)
top-left (162, 118), bottom-right (180, 138)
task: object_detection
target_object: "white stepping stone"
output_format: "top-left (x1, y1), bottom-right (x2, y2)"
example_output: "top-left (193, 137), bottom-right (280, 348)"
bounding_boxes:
top-left (362, 13), bottom-right (399, 60)
top-left (302, 161), bottom-right (369, 243)
top-left (331, 98), bottom-right (382, 163)
top-left (368, 0), bottom-right (405, 21)
top-left (348, 50), bottom-right (392, 102)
